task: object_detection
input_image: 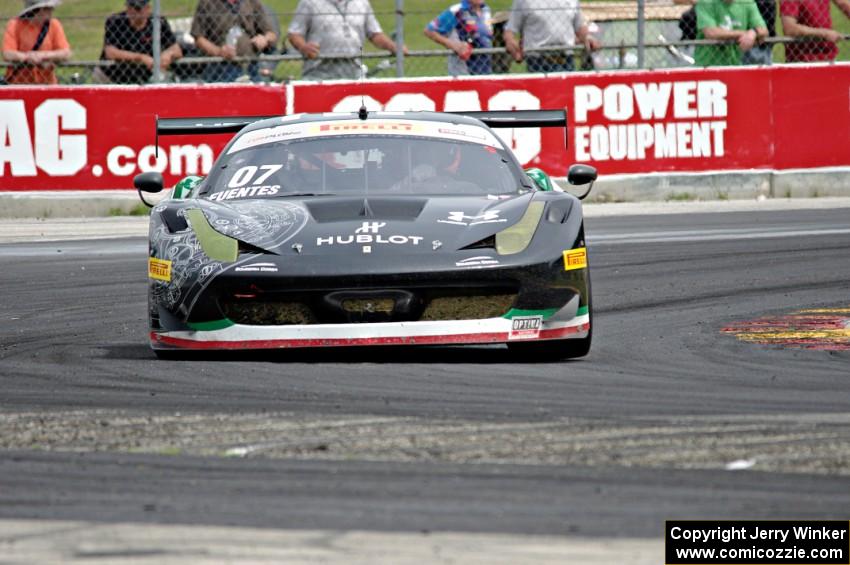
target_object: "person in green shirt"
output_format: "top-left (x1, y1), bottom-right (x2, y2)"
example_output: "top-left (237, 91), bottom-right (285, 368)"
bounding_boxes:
top-left (694, 0), bottom-right (768, 66)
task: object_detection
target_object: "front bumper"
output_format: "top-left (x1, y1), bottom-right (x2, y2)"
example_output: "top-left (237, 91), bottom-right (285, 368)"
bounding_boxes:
top-left (151, 311), bottom-right (590, 350)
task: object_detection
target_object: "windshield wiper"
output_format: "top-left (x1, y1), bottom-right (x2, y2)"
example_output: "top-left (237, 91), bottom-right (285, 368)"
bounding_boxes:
top-left (279, 192), bottom-right (337, 197)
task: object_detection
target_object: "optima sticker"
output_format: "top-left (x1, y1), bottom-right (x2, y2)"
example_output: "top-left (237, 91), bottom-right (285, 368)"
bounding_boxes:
top-left (148, 258), bottom-right (172, 282)
top-left (563, 248), bottom-right (587, 271)
top-left (509, 316), bottom-right (543, 340)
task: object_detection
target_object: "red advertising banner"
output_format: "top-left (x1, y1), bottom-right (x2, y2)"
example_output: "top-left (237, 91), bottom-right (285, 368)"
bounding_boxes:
top-left (0, 84), bottom-right (285, 191)
top-left (769, 65), bottom-right (850, 170)
top-left (1, 65), bottom-right (848, 191)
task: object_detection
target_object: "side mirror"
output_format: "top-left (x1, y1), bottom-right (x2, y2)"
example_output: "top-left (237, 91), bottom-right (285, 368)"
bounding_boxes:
top-left (134, 171), bottom-right (164, 208)
top-left (567, 164), bottom-right (597, 200)
top-left (567, 164), bottom-right (597, 186)
top-left (134, 171), bottom-right (164, 193)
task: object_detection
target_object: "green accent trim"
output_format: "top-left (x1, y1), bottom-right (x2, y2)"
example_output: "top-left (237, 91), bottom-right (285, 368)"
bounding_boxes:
top-left (495, 201), bottom-right (545, 255)
top-left (186, 209), bottom-right (238, 263)
top-left (577, 306), bottom-right (589, 316)
top-left (525, 168), bottom-right (554, 191)
top-left (173, 176), bottom-right (203, 200)
top-left (503, 308), bottom-right (559, 320)
top-left (188, 318), bottom-right (235, 331)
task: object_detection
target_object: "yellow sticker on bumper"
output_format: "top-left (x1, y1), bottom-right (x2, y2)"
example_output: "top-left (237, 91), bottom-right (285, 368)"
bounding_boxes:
top-left (563, 247), bottom-right (587, 271)
top-left (148, 258), bottom-right (172, 282)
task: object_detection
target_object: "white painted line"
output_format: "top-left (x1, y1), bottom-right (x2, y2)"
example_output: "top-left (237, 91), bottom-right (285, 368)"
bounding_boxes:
top-left (590, 227), bottom-right (850, 245)
top-left (0, 519), bottom-right (663, 565)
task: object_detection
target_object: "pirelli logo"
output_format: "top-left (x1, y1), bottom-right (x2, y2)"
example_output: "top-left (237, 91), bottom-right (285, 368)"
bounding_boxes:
top-left (563, 247), bottom-right (588, 271)
top-left (148, 258), bottom-right (172, 282)
top-left (316, 122), bottom-right (416, 133)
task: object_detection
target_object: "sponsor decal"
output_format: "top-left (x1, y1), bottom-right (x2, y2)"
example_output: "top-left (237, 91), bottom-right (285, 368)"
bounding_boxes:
top-left (438, 127), bottom-right (487, 141)
top-left (227, 125), bottom-right (306, 154)
top-left (438, 211), bottom-right (507, 226)
top-left (235, 262), bottom-right (279, 273)
top-left (316, 221), bottom-right (423, 247)
top-left (355, 221), bottom-right (385, 234)
top-left (455, 256), bottom-right (500, 269)
top-left (316, 121), bottom-right (417, 133)
top-left (148, 257), bottom-right (172, 282)
top-left (509, 316), bottom-right (543, 340)
top-left (208, 185), bottom-right (280, 201)
top-left (563, 247), bottom-right (588, 271)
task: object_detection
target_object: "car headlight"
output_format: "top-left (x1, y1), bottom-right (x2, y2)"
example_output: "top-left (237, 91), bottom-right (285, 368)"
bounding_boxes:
top-left (495, 202), bottom-right (545, 255)
top-left (185, 209), bottom-right (238, 263)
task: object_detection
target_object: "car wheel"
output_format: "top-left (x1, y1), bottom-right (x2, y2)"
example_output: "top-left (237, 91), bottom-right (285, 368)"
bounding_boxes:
top-left (507, 325), bottom-right (592, 360)
top-left (510, 261), bottom-right (593, 360)
top-left (153, 348), bottom-right (185, 360)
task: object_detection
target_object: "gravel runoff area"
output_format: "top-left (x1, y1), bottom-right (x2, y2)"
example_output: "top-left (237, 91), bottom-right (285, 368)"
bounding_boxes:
top-left (3, 410), bottom-right (849, 476)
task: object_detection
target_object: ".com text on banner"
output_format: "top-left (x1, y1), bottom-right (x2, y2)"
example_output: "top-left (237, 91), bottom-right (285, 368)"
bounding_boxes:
top-left (0, 85), bottom-right (285, 191)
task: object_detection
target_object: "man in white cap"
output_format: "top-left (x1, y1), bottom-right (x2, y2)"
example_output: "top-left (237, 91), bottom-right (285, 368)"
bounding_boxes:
top-left (2, 0), bottom-right (71, 84)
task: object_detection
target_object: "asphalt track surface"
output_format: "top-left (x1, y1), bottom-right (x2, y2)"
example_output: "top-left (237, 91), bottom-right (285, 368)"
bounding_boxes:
top-left (1, 207), bottom-right (849, 547)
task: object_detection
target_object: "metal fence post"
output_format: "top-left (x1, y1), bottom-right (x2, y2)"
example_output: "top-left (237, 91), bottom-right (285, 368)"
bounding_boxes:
top-left (636, 0), bottom-right (645, 69)
top-left (152, 0), bottom-right (162, 83)
top-left (395, 0), bottom-right (405, 77)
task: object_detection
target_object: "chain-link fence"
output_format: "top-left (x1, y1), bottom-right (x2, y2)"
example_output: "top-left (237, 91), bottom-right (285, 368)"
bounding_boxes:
top-left (1, 0), bottom-right (849, 84)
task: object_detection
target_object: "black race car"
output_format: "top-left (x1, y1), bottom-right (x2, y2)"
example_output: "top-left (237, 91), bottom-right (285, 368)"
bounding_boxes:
top-left (135, 109), bottom-right (596, 359)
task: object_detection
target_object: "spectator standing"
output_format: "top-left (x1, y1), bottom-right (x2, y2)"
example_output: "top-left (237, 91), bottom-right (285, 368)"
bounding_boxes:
top-left (424, 0), bottom-right (493, 76)
top-left (678, 0), bottom-right (774, 64)
top-left (503, 0), bottom-right (600, 72)
top-left (694, 0), bottom-right (767, 66)
top-left (288, 0), bottom-right (402, 81)
top-left (781, 0), bottom-right (850, 61)
top-left (191, 0), bottom-right (277, 82)
top-left (2, 0), bottom-right (70, 84)
top-left (96, 0), bottom-right (182, 84)
top-left (744, 0), bottom-right (776, 63)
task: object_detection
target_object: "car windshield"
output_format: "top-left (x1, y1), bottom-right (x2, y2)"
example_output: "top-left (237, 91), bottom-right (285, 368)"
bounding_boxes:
top-left (204, 134), bottom-right (527, 201)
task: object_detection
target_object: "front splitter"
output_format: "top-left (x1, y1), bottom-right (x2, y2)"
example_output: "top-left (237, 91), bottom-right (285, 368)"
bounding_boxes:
top-left (151, 315), bottom-right (590, 350)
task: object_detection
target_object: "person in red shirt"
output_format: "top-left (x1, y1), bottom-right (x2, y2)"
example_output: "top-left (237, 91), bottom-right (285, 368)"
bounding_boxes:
top-left (780, 0), bottom-right (850, 61)
top-left (2, 0), bottom-right (71, 84)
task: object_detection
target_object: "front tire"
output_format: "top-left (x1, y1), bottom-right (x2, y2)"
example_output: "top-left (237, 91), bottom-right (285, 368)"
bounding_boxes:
top-left (510, 254), bottom-right (593, 360)
top-left (507, 324), bottom-right (591, 360)
top-left (152, 348), bottom-right (186, 360)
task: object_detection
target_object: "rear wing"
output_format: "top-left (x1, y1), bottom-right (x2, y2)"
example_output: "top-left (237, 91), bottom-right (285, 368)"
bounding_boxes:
top-left (156, 115), bottom-right (278, 135)
top-left (155, 109), bottom-right (567, 134)
top-left (154, 109), bottom-right (569, 150)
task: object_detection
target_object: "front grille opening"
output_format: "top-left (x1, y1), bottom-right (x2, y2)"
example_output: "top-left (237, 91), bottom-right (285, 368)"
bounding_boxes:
top-left (222, 301), bottom-right (315, 325)
top-left (220, 289), bottom-right (517, 325)
top-left (421, 294), bottom-right (515, 321)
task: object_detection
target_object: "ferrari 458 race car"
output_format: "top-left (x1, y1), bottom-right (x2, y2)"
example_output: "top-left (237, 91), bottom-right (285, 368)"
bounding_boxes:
top-left (135, 109), bottom-right (597, 359)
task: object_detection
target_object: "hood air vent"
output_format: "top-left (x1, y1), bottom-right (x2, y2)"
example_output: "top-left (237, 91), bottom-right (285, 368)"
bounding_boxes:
top-left (307, 198), bottom-right (427, 223)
